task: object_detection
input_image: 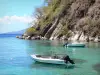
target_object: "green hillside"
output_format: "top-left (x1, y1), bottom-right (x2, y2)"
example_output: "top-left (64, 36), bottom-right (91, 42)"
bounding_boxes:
top-left (25, 0), bottom-right (100, 42)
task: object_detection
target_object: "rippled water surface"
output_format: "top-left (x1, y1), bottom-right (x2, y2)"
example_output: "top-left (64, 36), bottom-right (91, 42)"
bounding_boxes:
top-left (0, 36), bottom-right (100, 75)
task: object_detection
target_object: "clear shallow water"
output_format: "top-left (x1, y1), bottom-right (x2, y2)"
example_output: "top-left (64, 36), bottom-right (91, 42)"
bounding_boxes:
top-left (0, 36), bottom-right (100, 75)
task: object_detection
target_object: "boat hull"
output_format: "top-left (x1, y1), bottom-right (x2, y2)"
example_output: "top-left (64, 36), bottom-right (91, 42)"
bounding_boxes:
top-left (66, 43), bottom-right (85, 47)
top-left (31, 55), bottom-right (65, 65)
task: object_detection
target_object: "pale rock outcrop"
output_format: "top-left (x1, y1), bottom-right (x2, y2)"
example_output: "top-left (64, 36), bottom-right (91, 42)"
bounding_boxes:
top-left (94, 36), bottom-right (100, 42)
top-left (50, 22), bottom-right (63, 40)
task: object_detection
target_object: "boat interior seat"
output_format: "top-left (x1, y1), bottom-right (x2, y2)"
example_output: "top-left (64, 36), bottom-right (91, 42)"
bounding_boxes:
top-left (36, 55), bottom-right (64, 59)
top-left (36, 55), bottom-right (41, 57)
top-left (52, 55), bottom-right (63, 59)
top-left (36, 55), bottom-right (50, 58)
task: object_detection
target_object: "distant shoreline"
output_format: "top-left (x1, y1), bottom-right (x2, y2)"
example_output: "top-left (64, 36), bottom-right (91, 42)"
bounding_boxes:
top-left (0, 34), bottom-right (22, 37)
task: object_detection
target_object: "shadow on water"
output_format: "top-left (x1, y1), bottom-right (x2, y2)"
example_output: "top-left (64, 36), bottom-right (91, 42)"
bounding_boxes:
top-left (92, 63), bottom-right (100, 74)
top-left (31, 62), bottom-right (75, 70)
top-left (73, 58), bottom-right (87, 64)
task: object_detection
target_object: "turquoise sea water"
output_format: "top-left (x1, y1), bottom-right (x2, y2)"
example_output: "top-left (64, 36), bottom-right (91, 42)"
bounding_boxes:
top-left (0, 35), bottom-right (100, 75)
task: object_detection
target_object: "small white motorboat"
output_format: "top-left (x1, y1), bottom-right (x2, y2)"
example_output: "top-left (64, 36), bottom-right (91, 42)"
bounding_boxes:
top-left (31, 54), bottom-right (75, 65)
top-left (63, 42), bottom-right (85, 47)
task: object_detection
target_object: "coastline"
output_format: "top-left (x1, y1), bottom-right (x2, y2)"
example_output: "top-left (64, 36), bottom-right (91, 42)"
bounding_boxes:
top-left (16, 33), bottom-right (100, 42)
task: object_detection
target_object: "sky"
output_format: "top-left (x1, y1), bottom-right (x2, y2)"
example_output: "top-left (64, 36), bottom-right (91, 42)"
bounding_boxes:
top-left (0, 0), bottom-right (44, 33)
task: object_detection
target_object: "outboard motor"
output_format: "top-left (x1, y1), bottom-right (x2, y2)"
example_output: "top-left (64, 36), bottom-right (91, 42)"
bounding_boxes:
top-left (63, 42), bottom-right (69, 47)
top-left (63, 55), bottom-right (75, 64)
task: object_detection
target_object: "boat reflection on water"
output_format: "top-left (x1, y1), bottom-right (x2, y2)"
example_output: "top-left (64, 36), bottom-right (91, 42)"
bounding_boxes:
top-left (31, 61), bottom-right (75, 69)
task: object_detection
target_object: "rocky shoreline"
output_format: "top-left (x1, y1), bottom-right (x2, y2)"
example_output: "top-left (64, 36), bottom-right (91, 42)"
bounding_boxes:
top-left (16, 32), bottom-right (100, 42)
top-left (16, 35), bottom-right (47, 40)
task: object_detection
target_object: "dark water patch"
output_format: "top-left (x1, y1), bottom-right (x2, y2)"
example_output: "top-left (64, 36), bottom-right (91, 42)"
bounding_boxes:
top-left (35, 40), bottom-right (62, 47)
top-left (92, 63), bottom-right (100, 74)
top-left (37, 42), bottom-right (51, 46)
top-left (35, 41), bottom-right (51, 47)
top-left (73, 58), bottom-right (87, 64)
